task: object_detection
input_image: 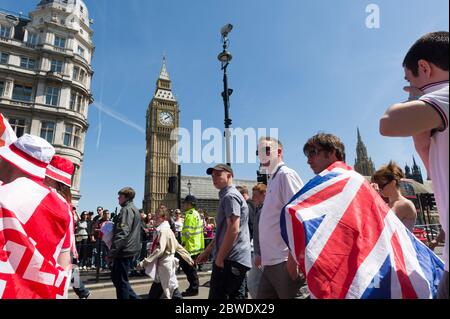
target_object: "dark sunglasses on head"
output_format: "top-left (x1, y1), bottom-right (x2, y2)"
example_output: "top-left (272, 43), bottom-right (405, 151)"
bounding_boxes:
top-left (256, 146), bottom-right (272, 156)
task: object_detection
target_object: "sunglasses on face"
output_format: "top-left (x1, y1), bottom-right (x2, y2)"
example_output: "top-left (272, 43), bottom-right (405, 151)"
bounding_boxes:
top-left (377, 180), bottom-right (391, 190)
top-left (256, 146), bottom-right (273, 156)
top-left (304, 148), bottom-right (324, 158)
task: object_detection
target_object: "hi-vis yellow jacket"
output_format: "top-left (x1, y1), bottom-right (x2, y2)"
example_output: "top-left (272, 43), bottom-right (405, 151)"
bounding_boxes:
top-left (181, 208), bottom-right (204, 256)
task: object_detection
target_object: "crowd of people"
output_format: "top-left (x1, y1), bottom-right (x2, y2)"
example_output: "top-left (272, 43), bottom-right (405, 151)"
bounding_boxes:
top-left (73, 203), bottom-right (217, 277)
top-left (0, 31), bottom-right (448, 300)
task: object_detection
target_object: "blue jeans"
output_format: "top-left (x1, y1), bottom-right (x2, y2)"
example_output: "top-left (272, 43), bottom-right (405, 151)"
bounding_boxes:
top-left (111, 257), bottom-right (141, 299)
top-left (208, 260), bottom-right (249, 299)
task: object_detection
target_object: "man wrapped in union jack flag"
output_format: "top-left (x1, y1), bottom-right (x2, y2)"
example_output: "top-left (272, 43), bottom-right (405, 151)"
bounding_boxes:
top-left (281, 133), bottom-right (444, 299)
top-left (0, 134), bottom-right (73, 299)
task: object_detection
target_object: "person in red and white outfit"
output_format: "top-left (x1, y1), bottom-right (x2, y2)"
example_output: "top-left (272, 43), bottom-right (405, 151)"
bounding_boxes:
top-left (0, 134), bottom-right (73, 299)
top-left (44, 155), bottom-right (91, 299)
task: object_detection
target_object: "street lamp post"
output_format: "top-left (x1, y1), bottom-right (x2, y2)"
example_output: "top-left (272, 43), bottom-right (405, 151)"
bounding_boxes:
top-left (187, 179), bottom-right (192, 195)
top-left (218, 23), bottom-right (233, 167)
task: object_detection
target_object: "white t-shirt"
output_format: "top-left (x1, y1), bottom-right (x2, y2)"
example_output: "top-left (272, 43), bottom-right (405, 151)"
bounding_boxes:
top-left (259, 162), bottom-right (304, 266)
top-left (420, 81), bottom-right (449, 271)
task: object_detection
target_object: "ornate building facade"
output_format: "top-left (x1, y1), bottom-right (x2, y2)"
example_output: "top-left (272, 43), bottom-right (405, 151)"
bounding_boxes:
top-left (354, 128), bottom-right (375, 177)
top-left (143, 59), bottom-right (180, 213)
top-left (0, 0), bottom-right (94, 205)
top-left (405, 156), bottom-right (424, 184)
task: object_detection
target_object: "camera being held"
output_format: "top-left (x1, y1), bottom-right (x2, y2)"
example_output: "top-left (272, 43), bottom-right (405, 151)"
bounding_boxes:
top-left (257, 170), bottom-right (268, 185)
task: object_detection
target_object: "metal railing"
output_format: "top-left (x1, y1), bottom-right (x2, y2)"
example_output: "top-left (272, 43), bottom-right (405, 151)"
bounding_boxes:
top-left (415, 193), bottom-right (442, 242)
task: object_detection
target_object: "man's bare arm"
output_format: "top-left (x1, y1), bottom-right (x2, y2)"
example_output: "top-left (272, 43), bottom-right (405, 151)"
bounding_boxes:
top-left (380, 100), bottom-right (444, 137)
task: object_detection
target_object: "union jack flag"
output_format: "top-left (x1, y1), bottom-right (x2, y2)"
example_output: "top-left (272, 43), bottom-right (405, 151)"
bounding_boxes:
top-left (281, 161), bottom-right (444, 299)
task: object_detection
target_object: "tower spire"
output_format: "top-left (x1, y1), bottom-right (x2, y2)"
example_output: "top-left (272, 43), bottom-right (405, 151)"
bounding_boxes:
top-left (159, 54), bottom-right (170, 81)
top-left (410, 155), bottom-right (424, 184)
top-left (354, 127), bottom-right (375, 176)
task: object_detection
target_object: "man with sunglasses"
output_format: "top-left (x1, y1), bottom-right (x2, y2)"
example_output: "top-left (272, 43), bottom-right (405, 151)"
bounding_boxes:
top-left (256, 137), bottom-right (306, 299)
top-left (303, 133), bottom-right (346, 175)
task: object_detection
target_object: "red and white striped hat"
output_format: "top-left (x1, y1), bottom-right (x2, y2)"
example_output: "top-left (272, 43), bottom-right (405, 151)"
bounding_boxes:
top-left (0, 134), bottom-right (54, 180)
top-left (45, 155), bottom-right (74, 187)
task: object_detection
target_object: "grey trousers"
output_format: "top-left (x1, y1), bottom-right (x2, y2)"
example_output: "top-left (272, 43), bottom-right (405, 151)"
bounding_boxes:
top-left (256, 261), bottom-right (308, 299)
top-left (437, 271), bottom-right (449, 299)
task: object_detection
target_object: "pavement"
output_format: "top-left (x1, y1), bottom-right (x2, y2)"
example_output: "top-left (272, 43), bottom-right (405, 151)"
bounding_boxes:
top-left (69, 274), bottom-right (212, 299)
top-left (69, 263), bottom-right (213, 299)
top-left (69, 245), bottom-right (444, 299)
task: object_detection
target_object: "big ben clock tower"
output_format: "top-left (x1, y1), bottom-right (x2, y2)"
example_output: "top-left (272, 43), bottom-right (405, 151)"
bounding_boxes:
top-left (143, 58), bottom-right (180, 213)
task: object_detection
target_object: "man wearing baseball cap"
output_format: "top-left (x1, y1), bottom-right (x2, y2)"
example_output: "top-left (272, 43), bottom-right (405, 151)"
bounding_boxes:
top-left (196, 164), bottom-right (252, 299)
top-left (0, 134), bottom-right (73, 298)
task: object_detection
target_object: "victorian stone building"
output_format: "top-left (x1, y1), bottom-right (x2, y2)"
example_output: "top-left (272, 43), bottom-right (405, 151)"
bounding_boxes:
top-left (143, 59), bottom-right (180, 213)
top-left (143, 59), bottom-right (256, 214)
top-left (0, 0), bottom-right (94, 205)
top-left (354, 128), bottom-right (375, 177)
top-left (405, 156), bottom-right (424, 184)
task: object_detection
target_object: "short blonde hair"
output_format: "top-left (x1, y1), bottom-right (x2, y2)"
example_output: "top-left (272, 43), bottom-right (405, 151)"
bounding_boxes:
top-left (259, 136), bottom-right (283, 150)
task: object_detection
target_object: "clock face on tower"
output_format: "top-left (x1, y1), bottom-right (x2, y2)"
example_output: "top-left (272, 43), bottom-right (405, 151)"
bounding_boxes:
top-left (159, 111), bottom-right (174, 127)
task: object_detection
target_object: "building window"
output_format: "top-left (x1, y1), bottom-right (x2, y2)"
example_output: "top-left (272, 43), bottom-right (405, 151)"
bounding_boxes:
top-left (20, 57), bottom-right (36, 70)
top-left (73, 126), bottom-right (81, 148)
top-left (54, 36), bottom-right (66, 48)
top-left (8, 119), bottom-right (26, 137)
top-left (0, 25), bottom-right (11, 38)
top-left (40, 121), bottom-right (55, 143)
top-left (63, 124), bottom-right (72, 146)
top-left (0, 52), bottom-right (9, 64)
top-left (77, 95), bottom-right (83, 112)
top-left (72, 66), bottom-right (79, 80)
top-left (79, 70), bottom-right (85, 83)
top-left (64, 124), bottom-right (81, 148)
top-left (69, 93), bottom-right (76, 110)
top-left (12, 84), bottom-right (33, 102)
top-left (27, 32), bottom-right (38, 45)
top-left (0, 81), bottom-right (4, 96)
top-left (45, 87), bottom-right (60, 106)
top-left (50, 59), bottom-right (64, 73)
top-left (77, 46), bottom-right (85, 57)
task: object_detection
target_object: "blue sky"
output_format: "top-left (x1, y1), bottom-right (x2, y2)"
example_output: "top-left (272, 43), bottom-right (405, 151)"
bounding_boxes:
top-left (2, 0), bottom-right (449, 212)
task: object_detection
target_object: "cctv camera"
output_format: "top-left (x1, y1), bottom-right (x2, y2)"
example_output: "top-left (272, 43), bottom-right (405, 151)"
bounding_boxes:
top-left (220, 23), bottom-right (233, 37)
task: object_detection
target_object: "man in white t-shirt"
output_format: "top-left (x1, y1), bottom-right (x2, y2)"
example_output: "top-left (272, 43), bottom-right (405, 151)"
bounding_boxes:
top-left (380, 31), bottom-right (449, 299)
top-left (256, 137), bottom-right (307, 299)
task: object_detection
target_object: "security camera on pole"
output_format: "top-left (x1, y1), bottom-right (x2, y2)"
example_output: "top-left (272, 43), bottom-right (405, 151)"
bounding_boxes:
top-left (218, 23), bottom-right (233, 167)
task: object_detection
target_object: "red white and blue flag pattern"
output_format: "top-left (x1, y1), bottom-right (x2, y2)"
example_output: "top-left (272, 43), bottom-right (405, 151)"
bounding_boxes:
top-left (281, 161), bottom-right (444, 299)
top-left (0, 178), bottom-right (73, 299)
